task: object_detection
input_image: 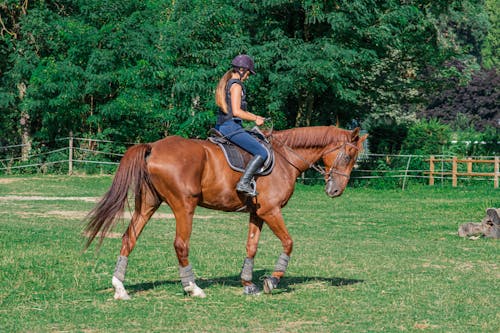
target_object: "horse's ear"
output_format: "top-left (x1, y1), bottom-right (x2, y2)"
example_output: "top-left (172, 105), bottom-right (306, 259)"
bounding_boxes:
top-left (351, 127), bottom-right (360, 141)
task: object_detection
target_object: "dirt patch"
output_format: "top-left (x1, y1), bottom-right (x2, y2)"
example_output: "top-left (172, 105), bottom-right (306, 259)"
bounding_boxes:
top-left (82, 230), bottom-right (123, 239)
top-left (1, 195), bottom-right (218, 220)
top-left (46, 210), bottom-right (177, 220)
top-left (0, 178), bottom-right (21, 184)
top-left (10, 209), bottom-right (214, 221)
top-left (0, 195), bottom-right (100, 202)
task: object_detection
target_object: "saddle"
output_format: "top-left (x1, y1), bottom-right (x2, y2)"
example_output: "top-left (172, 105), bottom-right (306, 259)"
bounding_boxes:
top-left (208, 127), bottom-right (274, 176)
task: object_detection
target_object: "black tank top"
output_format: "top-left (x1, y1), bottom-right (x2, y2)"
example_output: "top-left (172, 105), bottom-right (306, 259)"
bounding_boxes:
top-left (216, 79), bottom-right (247, 126)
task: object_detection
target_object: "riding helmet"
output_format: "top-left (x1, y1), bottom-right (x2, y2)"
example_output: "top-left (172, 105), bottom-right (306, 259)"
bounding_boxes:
top-left (231, 54), bottom-right (256, 74)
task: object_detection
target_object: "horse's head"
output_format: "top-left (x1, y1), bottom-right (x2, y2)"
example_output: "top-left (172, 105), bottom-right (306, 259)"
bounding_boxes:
top-left (321, 128), bottom-right (367, 198)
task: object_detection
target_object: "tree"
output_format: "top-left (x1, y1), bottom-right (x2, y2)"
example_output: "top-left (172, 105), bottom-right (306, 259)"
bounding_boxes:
top-left (481, 0), bottom-right (499, 69)
top-left (238, 1), bottom-right (484, 131)
top-left (0, 0), bottom-right (494, 154)
top-left (421, 68), bottom-right (499, 131)
top-left (6, 0), bottom-right (175, 148)
top-left (0, 0), bottom-right (31, 158)
top-left (156, 0), bottom-right (247, 138)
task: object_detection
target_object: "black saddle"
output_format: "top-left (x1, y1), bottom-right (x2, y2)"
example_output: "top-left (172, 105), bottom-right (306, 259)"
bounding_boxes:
top-left (208, 127), bottom-right (274, 176)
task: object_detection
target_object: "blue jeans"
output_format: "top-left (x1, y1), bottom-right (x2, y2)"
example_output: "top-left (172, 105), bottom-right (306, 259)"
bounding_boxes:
top-left (216, 119), bottom-right (268, 160)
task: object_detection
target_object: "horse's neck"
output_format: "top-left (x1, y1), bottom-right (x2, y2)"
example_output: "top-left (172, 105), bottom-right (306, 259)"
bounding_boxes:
top-left (291, 147), bottom-right (325, 173)
top-left (272, 126), bottom-right (346, 173)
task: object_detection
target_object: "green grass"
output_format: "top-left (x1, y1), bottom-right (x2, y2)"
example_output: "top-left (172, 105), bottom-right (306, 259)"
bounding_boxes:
top-left (0, 175), bottom-right (498, 332)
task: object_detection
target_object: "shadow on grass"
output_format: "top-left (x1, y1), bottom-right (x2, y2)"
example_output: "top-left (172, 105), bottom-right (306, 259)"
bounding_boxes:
top-left (124, 269), bottom-right (363, 295)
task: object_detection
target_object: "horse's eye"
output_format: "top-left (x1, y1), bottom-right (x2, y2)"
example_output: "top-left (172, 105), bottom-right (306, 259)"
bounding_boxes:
top-left (344, 155), bottom-right (351, 163)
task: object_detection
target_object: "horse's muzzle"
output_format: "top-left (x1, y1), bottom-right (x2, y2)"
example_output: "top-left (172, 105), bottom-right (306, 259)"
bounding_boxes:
top-left (325, 179), bottom-right (343, 198)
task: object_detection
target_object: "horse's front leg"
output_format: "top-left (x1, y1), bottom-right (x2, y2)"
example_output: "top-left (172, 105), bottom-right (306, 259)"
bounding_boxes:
top-left (260, 208), bottom-right (293, 294)
top-left (173, 202), bottom-right (206, 298)
top-left (241, 213), bottom-right (264, 295)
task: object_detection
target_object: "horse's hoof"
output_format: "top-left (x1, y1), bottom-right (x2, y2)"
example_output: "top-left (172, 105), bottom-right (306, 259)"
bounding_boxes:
top-left (114, 291), bottom-right (131, 300)
top-left (263, 276), bottom-right (279, 294)
top-left (112, 276), bottom-right (131, 300)
top-left (183, 282), bottom-right (207, 298)
top-left (243, 283), bottom-right (261, 295)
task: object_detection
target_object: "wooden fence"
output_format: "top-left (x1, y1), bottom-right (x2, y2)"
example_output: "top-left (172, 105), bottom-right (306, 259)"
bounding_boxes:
top-left (2, 137), bottom-right (499, 188)
top-left (428, 156), bottom-right (499, 188)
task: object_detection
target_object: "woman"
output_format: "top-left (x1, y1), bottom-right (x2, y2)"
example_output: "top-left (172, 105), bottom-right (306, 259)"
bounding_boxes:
top-left (215, 54), bottom-right (268, 197)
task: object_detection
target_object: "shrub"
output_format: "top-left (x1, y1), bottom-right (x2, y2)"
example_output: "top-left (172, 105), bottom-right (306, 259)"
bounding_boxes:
top-left (366, 118), bottom-right (409, 155)
top-left (448, 125), bottom-right (499, 156)
top-left (401, 119), bottom-right (451, 155)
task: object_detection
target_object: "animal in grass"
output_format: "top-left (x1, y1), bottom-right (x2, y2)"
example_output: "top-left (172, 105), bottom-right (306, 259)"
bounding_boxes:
top-left (458, 208), bottom-right (500, 239)
top-left (84, 126), bottom-right (367, 299)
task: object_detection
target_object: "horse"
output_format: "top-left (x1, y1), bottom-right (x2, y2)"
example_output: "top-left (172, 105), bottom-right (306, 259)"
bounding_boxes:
top-left (84, 126), bottom-right (367, 299)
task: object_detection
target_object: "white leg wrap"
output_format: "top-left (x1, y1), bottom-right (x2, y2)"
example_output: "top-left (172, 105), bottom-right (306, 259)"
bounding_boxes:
top-left (183, 281), bottom-right (206, 298)
top-left (274, 253), bottom-right (290, 273)
top-left (113, 256), bottom-right (128, 281)
top-left (240, 257), bottom-right (254, 282)
top-left (179, 265), bottom-right (206, 298)
top-left (112, 276), bottom-right (131, 300)
top-left (112, 256), bottom-right (130, 300)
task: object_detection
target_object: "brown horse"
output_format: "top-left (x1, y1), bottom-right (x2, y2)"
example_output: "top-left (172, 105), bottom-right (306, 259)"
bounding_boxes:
top-left (84, 126), bottom-right (367, 299)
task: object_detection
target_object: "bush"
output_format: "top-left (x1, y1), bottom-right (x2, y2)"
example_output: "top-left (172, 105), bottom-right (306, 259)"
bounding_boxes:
top-left (366, 118), bottom-right (409, 155)
top-left (447, 125), bottom-right (499, 156)
top-left (401, 119), bottom-right (451, 155)
top-left (421, 68), bottom-right (499, 131)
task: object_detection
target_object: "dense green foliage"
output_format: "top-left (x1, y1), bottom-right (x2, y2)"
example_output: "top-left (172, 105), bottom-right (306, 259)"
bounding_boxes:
top-left (0, 0), bottom-right (497, 155)
top-left (402, 119), bottom-right (453, 155)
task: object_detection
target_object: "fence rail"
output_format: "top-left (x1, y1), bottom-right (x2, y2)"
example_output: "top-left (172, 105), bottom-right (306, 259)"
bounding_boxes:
top-left (428, 155), bottom-right (499, 188)
top-left (1, 137), bottom-right (498, 188)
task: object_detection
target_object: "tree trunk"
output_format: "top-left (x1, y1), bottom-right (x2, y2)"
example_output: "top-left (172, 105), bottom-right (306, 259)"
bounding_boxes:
top-left (294, 91), bottom-right (314, 127)
top-left (17, 82), bottom-right (31, 161)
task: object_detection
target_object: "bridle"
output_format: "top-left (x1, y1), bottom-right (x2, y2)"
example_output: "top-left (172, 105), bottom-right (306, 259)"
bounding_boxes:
top-left (270, 136), bottom-right (359, 181)
top-left (316, 142), bottom-right (360, 181)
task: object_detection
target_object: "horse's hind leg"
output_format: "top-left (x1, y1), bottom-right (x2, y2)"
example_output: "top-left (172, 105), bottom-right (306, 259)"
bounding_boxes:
top-left (112, 193), bottom-right (160, 300)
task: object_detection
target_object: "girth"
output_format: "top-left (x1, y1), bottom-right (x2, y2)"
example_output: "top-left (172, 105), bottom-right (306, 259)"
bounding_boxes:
top-left (208, 128), bottom-right (274, 176)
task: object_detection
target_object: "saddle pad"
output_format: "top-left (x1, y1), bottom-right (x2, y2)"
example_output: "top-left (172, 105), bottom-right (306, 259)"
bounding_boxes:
top-left (208, 132), bottom-right (274, 176)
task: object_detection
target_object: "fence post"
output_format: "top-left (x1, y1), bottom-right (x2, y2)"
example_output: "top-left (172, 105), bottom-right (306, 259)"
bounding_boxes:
top-left (402, 155), bottom-right (412, 191)
top-left (429, 155), bottom-right (435, 186)
top-left (495, 156), bottom-right (499, 189)
top-left (452, 156), bottom-right (457, 187)
top-left (466, 157), bottom-right (473, 175)
top-left (68, 132), bottom-right (73, 175)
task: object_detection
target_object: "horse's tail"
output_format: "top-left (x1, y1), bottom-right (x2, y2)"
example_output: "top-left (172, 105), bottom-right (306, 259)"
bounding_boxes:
top-left (83, 143), bottom-right (155, 249)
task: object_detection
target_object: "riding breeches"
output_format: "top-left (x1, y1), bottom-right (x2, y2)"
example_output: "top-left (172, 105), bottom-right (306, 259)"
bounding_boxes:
top-left (216, 119), bottom-right (268, 160)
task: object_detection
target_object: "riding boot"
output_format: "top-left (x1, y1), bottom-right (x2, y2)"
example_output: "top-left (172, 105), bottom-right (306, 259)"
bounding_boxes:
top-left (236, 155), bottom-right (265, 197)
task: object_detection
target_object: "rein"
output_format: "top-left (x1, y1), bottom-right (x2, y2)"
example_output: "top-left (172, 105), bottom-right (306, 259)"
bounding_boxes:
top-left (270, 135), bottom-right (359, 180)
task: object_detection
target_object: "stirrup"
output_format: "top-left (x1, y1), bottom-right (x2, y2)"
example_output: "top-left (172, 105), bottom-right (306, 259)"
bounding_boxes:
top-left (236, 179), bottom-right (258, 197)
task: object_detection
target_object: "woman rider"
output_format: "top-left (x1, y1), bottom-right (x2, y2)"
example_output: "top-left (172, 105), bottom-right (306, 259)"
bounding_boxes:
top-left (215, 54), bottom-right (268, 197)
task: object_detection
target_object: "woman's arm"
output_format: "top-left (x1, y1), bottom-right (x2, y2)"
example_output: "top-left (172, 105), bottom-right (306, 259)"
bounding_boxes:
top-left (230, 84), bottom-right (265, 126)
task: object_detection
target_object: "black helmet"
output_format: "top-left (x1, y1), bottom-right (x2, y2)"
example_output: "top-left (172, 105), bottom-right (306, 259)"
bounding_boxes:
top-left (231, 54), bottom-right (256, 74)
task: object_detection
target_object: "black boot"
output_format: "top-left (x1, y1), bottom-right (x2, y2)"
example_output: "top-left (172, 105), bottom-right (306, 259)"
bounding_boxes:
top-left (236, 155), bottom-right (265, 197)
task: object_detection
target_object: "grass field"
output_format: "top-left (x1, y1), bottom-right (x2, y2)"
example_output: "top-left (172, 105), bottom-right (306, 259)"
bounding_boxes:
top-left (0, 175), bottom-right (498, 332)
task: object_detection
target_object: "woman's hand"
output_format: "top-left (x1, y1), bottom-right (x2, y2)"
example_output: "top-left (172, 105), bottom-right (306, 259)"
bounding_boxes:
top-left (255, 116), bottom-right (265, 126)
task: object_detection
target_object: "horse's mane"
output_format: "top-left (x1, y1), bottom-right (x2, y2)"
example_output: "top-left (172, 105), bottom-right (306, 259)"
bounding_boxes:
top-left (271, 126), bottom-right (349, 148)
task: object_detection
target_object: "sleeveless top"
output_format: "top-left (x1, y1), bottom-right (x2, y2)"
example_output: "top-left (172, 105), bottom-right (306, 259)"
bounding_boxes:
top-left (216, 79), bottom-right (247, 126)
